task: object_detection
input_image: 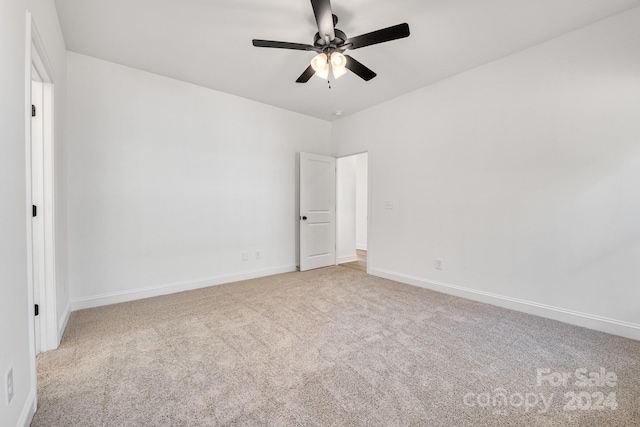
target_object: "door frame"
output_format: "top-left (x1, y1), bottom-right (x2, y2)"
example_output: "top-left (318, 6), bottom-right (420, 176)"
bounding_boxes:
top-left (335, 151), bottom-right (371, 275)
top-left (25, 12), bottom-right (58, 368)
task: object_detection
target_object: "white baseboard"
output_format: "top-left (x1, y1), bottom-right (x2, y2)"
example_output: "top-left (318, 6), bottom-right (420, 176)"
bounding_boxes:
top-left (71, 265), bottom-right (297, 311)
top-left (338, 254), bottom-right (358, 264)
top-left (356, 244), bottom-right (367, 251)
top-left (371, 268), bottom-right (640, 341)
top-left (18, 389), bottom-right (36, 427)
top-left (58, 301), bottom-right (71, 343)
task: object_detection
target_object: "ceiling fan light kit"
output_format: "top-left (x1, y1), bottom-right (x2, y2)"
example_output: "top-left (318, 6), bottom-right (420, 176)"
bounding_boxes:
top-left (252, 0), bottom-right (410, 84)
top-left (311, 52), bottom-right (347, 80)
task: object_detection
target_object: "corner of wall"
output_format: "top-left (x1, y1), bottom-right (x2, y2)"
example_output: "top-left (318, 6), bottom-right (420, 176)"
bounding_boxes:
top-left (17, 390), bottom-right (36, 427)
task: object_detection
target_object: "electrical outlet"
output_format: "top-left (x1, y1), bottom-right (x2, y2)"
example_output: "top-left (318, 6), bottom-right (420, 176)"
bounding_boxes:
top-left (435, 258), bottom-right (443, 270)
top-left (255, 250), bottom-right (261, 260)
top-left (242, 252), bottom-right (249, 262)
top-left (6, 368), bottom-right (14, 404)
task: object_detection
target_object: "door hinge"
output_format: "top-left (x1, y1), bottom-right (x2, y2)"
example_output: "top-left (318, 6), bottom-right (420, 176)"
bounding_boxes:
top-left (32, 205), bottom-right (37, 217)
top-left (35, 304), bottom-right (39, 316)
top-left (32, 104), bottom-right (36, 117)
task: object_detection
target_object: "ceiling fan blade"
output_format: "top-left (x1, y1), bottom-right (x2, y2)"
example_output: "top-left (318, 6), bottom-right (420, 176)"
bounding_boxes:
top-left (345, 23), bottom-right (410, 50)
top-left (252, 39), bottom-right (315, 51)
top-left (344, 55), bottom-right (377, 81)
top-left (310, 0), bottom-right (335, 42)
top-left (296, 65), bottom-right (316, 83)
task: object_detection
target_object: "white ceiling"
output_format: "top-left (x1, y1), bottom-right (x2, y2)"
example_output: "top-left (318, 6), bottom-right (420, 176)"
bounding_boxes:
top-left (54, 0), bottom-right (640, 122)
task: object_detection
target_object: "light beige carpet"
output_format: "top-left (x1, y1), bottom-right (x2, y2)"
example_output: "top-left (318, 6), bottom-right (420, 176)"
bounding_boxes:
top-left (33, 266), bottom-right (640, 426)
top-left (341, 250), bottom-right (367, 273)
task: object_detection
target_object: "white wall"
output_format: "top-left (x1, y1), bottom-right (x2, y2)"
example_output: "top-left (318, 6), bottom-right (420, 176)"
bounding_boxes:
top-left (0, 2), bottom-right (31, 424)
top-left (337, 156), bottom-right (357, 263)
top-left (332, 8), bottom-right (640, 340)
top-left (355, 153), bottom-right (368, 251)
top-left (66, 53), bottom-right (331, 308)
top-left (0, 1), bottom-right (67, 426)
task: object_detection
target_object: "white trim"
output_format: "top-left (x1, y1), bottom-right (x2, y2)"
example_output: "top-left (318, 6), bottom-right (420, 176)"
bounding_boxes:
top-left (24, 11), bottom-right (38, 416)
top-left (338, 254), bottom-right (358, 264)
top-left (356, 244), bottom-right (367, 251)
top-left (18, 389), bottom-right (36, 427)
top-left (71, 265), bottom-right (297, 311)
top-left (29, 22), bottom-right (55, 83)
top-left (42, 82), bottom-right (57, 351)
top-left (366, 152), bottom-right (371, 275)
top-left (31, 79), bottom-right (45, 354)
top-left (371, 268), bottom-right (640, 341)
top-left (58, 301), bottom-right (71, 342)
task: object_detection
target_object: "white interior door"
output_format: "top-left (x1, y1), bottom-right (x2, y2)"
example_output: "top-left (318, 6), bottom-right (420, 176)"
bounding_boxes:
top-left (300, 152), bottom-right (336, 271)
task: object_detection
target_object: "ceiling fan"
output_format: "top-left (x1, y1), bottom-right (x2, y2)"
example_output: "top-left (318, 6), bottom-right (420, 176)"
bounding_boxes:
top-left (252, 0), bottom-right (410, 83)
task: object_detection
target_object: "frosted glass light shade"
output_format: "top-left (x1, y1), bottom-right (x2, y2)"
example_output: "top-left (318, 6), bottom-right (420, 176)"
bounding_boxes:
top-left (311, 53), bottom-right (328, 72)
top-left (311, 53), bottom-right (330, 79)
top-left (331, 52), bottom-right (346, 67)
top-left (330, 52), bottom-right (347, 79)
top-left (332, 65), bottom-right (347, 79)
top-left (315, 64), bottom-right (330, 79)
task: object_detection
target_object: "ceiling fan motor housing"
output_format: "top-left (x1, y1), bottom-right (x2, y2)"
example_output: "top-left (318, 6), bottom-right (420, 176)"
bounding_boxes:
top-left (314, 28), bottom-right (347, 52)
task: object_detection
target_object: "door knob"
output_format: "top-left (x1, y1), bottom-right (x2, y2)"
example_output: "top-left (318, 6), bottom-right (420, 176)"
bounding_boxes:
top-left (301, 216), bottom-right (308, 220)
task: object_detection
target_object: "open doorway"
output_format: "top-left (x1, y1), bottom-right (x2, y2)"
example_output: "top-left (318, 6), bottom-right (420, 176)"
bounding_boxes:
top-left (336, 152), bottom-right (368, 272)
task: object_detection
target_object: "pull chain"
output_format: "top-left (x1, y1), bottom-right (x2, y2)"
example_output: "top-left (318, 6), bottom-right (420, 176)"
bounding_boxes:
top-left (328, 79), bottom-right (331, 89)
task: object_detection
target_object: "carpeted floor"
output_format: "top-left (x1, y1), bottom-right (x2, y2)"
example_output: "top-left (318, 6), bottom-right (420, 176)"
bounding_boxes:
top-left (33, 266), bottom-right (640, 426)
top-left (341, 250), bottom-right (367, 273)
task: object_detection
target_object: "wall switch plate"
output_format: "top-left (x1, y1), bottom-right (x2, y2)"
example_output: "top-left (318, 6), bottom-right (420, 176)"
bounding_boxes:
top-left (384, 201), bottom-right (394, 210)
top-left (242, 252), bottom-right (248, 262)
top-left (255, 250), bottom-right (261, 260)
top-left (435, 258), bottom-right (443, 270)
top-left (6, 368), bottom-right (14, 404)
